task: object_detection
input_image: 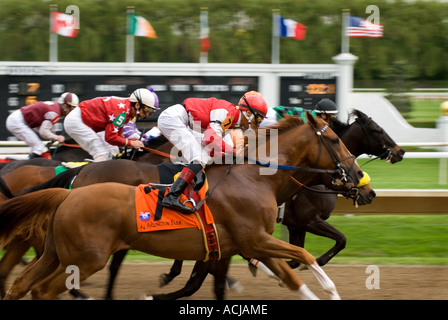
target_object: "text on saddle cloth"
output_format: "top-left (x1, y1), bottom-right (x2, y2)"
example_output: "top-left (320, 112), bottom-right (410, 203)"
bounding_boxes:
top-left (135, 177), bottom-right (213, 233)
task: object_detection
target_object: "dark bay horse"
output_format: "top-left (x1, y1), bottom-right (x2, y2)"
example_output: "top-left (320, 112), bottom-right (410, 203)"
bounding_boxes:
top-left (0, 113), bottom-right (363, 300)
top-left (150, 109), bottom-right (404, 300)
top-left (284, 109), bottom-right (405, 269)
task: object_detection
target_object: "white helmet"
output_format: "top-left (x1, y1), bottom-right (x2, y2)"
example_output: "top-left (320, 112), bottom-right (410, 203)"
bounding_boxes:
top-left (58, 92), bottom-right (79, 108)
top-left (129, 88), bottom-right (159, 110)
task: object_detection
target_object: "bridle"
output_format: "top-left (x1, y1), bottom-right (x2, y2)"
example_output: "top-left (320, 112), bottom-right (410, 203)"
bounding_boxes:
top-left (307, 122), bottom-right (357, 187)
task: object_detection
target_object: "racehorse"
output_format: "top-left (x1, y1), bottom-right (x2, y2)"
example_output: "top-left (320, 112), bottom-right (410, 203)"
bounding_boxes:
top-left (0, 136), bottom-right (174, 299)
top-left (0, 110), bottom-right (384, 300)
top-left (284, 109), bottom-right (405, 268)
top-left (147, 109), bottom-right (405, 300)
top-left (0, 113), bottom-right (363, 300)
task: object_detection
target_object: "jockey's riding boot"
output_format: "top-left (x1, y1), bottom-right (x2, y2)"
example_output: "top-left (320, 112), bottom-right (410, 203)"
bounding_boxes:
top-left (162, 163), bottom-right (202, 214)
top-left (28, 152), bottom-right (41, 159)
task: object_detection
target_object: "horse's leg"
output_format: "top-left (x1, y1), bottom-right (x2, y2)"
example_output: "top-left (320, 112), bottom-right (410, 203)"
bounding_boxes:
top-left (211, 257), bottom-right (232, 300)
top-left (242, 234), bottom-right (340, 300)
top-left (104, 249), bottom-right (128, 300)
top-left (148, 260), bottom-right (210, 300)
top-left (286, 226), bottom-right (306, 269)
top-left (31, 247), bottom-right (111, 300)
top-left (3, 241), bottom-right (60, 300)
top-left (259, 257), bottom-right (319, 300)
top-left (0, 242), bottom-right (31, 298)
top-left (305, 217), bottom-right (346, 266)
top-left (159, 259), bottom-right (183, 287)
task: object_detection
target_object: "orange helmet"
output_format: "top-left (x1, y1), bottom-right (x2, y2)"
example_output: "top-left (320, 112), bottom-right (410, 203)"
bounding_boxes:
top-left (238, 91), bottom-right (268, 118)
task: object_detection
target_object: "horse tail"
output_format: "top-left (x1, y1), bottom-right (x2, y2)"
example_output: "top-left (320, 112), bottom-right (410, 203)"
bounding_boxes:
top-left (20, 165), bottom-right (84, 195)
top-left (0, 188), bottom-right (70, 248)
top-left (0, 176), bottom-right (14, 199)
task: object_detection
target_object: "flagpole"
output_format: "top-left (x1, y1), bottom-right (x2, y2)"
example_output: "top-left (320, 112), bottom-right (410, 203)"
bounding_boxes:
top-left (126, 6), bottom-right (135, 63)
top-left (49, 4), bottom-right (58, 62)
top-left (200, 7), bottom-right (209, 64)
top-left (271, 9), bottom-right (280, 64)
top-left (341, 9), bottom-right (350, 54)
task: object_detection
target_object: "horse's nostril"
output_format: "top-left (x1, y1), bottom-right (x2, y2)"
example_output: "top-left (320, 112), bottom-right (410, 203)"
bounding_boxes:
top-left (370, 190), bottom-right (376, 199)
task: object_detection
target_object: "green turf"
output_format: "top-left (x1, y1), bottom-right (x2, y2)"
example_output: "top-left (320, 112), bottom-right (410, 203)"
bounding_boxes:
top-left (35, 214), bottom-right (442, 266)
top-left (358, 158), bottom-right (447, 189)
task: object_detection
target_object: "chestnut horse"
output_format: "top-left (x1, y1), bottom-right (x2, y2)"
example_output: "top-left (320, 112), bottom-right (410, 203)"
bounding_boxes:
top-left (0, 111), bottom-right (383, 300)
top-left (0, 113), bottom-right (363, 300)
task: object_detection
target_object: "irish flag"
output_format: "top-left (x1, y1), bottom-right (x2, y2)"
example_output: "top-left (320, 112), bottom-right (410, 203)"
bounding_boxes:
top-left (128, 14), bottom-right (157, 38)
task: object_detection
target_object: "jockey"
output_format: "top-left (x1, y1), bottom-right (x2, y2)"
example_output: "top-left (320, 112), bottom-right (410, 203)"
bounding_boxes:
top-left (64, 88), bottom-right (159, 162)
top-left (313, 98), bottom-right (338, 124)
top-left (158, 91), bottom-right (268, 214)
top-left (260, 98), bottom-right (339, 128)
top-left (6, 92), bottom-right (79, 159)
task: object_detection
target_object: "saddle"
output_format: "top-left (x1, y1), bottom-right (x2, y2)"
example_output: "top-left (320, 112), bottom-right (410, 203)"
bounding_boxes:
top-left (135, 163), bottom-right (221, 261)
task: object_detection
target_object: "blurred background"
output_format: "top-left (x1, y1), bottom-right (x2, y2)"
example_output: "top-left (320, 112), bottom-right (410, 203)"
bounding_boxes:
top-left (0, 0), bottom-right (447, 293)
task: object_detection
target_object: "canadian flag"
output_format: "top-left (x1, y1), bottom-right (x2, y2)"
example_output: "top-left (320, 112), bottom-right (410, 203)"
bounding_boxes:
top-left (51, 12), bottom-right (78, 37)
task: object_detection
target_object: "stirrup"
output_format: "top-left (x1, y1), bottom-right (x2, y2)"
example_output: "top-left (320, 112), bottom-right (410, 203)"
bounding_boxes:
top-left (182, 198), bottom-right (196, 208)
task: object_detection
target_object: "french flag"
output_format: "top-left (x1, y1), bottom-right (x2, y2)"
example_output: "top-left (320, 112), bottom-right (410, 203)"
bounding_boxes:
top-left (278, 16), bottom-right (307, 40)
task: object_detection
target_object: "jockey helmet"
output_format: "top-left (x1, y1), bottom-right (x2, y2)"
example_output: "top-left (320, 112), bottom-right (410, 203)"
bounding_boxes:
top-left (238, 91), bottom-right (268, 119)
top-left (314, 99), bottom-right (338, 114)
top-left (130, 88), bottom-right (160, 110)
top-left (58, 92), bottom-right (79, 108)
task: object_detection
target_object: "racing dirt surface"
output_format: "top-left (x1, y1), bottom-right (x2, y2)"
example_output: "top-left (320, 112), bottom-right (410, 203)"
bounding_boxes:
top-left (7, 262), bottom-right (448, 300)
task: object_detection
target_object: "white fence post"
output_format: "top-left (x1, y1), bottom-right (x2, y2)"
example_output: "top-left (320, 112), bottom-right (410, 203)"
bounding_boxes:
top-left (332, 53), bottom-right (358, 123)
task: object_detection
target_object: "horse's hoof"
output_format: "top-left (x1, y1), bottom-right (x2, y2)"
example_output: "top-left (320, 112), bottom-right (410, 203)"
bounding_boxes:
top-left (298, 264), bottom-right (308, 271)
top-left (226, 278), bottom-right (243, 293)
top-left (159, 274), bottom-right (169, 287)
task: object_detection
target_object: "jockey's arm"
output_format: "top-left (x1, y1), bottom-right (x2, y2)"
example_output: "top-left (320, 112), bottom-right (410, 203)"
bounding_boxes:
top-left (38, 120), bottom-right (61, 141)
top-left (204, 122), bottom-right (235, 155)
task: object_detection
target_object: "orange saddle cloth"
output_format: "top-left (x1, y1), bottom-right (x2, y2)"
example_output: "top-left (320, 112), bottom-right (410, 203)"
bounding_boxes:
top-left (135, 181), bottom-right (214, 233)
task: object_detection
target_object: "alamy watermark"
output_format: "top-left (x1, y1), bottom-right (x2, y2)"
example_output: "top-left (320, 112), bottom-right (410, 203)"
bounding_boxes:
top-left (365, 265), bottom-right (380, 290)
top-left (65, 265), bottom-right (80, 290)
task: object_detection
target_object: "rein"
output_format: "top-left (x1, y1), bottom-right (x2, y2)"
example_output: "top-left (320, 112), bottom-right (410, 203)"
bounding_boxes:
top-left (141, 146), bottom-right (175, 160)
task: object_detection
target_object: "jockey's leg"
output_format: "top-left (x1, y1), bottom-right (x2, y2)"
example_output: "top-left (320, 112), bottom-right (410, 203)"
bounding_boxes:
top-left (162, 162), bottom-right (203, 214)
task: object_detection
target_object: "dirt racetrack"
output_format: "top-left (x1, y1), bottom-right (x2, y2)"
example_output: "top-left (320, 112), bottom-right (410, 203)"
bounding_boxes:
top-left (7, 262), bottom-right (448, 300)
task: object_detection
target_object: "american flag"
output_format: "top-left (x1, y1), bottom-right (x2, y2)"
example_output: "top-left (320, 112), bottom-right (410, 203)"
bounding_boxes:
top-left (346, 16), bottom-right (383, 38)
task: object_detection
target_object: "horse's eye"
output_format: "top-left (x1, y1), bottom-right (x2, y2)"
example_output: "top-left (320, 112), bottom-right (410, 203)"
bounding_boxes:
top-left (331, 138), bottom-right (340, 144)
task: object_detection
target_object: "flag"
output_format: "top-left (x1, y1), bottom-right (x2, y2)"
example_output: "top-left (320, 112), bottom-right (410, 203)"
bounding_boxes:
top-left (200, 9), bottom-right (210, 52)
top-left (278, 16), bottom-right (307, 40)
top-left (51, 11), bottom-right (78, 37)
top-left (346, 16), bottom-right (383, 38)
top-left (128, 14), bottom-right (157, 38)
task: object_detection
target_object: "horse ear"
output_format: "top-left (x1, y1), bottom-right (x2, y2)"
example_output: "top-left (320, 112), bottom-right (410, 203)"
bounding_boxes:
top-left (305, 111), bottom-right (317, 126)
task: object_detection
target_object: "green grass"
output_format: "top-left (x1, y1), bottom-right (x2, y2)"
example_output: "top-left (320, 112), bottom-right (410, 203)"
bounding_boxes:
top-left (357, 158), bottom-right (447, 189)
top-left (409, 100), bottom-right (444, 122)
top-left (407, 100), bottom-right (444, 128)
top-left (23, 214), bottom-right (439, 266)
top-left (299, 215), bottom-right (448, 265)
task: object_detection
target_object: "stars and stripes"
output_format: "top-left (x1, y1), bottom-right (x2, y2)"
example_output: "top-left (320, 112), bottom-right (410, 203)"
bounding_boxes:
top-left (346, 16), bottom-right (383, 38)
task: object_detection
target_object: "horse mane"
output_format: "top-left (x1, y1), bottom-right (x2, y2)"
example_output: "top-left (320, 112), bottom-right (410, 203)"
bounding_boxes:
top-left (330, 117), bottom-right (349, 132)
top-left (350, 109), bottom-right (369, 123)
top-left (267, 114), bottom-right (305, 133)
top-left (330, 109), bottom-right (369, 133)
